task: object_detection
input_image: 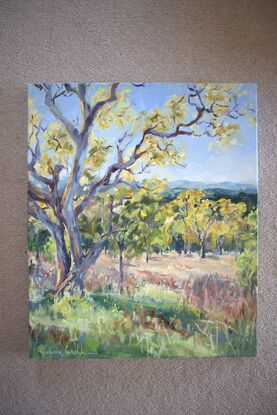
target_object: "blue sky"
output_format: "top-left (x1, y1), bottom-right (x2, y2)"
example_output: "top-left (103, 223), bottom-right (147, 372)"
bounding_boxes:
top-left (29, 83), bottom-right (257, 185)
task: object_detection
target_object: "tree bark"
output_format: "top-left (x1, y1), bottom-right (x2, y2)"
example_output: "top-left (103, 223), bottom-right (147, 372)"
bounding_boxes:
top-left (183, 239), bottom-right (187, 255)
top-left (200, 236), bottom-right (206, 259)
top-left (235, 235), bottom-right (238, 258)
top-left (53, 224), bottom-right (71, 289)
top-left (173, 234), bottom-right (182, 254)
top-left (217, 235), bottom-right (224, 256)
top-left (74, 269), bottom-right (86, 293)
top-left (146, 248), bottom-right (149, 263)
top-left (56, 249), bottom-right (99, 295)
top-left (118, 241), bottom-right (124, 285)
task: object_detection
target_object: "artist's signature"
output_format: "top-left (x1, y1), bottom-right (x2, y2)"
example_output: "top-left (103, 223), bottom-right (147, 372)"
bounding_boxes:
top-left (39, 345), bottom-right (98, 356)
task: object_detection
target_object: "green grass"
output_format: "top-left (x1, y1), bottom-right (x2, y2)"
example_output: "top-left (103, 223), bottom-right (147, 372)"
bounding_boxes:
top-left (88, 289), bottom-right (202, 329)
top-left (29, 285), bottom-right (256, 359)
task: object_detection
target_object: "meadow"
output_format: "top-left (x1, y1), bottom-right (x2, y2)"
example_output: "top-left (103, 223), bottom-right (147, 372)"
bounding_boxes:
top-left (29, 252), bottom-right (256, 359)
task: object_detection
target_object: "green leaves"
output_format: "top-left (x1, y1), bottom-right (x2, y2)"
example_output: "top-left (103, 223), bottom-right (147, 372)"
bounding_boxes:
top-left (85, 138), bottom-right (112, 169)
top-left (40, 123), bottom-right (73, 171)
top-left (235, 208), bottom-right (258, 289)
top-left (203, 207), bottom-right (214, 217)
top-left (165, 94), bottom-right (186, 124)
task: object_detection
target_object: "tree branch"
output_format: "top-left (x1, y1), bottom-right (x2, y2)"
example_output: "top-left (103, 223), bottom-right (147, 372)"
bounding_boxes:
top-left (28, 181), bottom-right (52, 205)
top-left (85, 83), bottom-right (119, 129)
top-left (74, 129), bottom-right (149, 216)
top-left (148, 106), bottom-right (206, 139)
top-left (36, 83), bottom-right (79, 140)
top-left (28, 202), bottom-right (57, 236)
top-left (28, 122), bottom-right (53, 187)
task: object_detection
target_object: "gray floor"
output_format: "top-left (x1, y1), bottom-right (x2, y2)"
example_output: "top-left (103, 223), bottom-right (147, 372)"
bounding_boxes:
top-left (0, 1), bottom-right (276, 414)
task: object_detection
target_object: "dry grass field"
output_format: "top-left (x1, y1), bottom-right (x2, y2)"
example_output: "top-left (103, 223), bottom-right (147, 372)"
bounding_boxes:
top-left (84, 252), bottom-right (253, 322)
top-left (29, 252), bottom-right (256, 358)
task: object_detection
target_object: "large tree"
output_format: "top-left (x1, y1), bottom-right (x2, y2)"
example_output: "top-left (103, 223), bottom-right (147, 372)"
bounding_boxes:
top-left (28, 83), bottom-right (254, 292)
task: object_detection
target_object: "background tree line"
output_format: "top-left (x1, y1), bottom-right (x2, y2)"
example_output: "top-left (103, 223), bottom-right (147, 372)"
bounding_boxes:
top-left (29, 177), bottom-right (257, 291)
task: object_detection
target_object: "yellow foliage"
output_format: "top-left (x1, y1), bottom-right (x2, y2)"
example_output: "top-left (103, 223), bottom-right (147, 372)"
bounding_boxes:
top-left (165, 94), bottom-right (186, 124)
top-left (121, 170), bottom-right (134, 182)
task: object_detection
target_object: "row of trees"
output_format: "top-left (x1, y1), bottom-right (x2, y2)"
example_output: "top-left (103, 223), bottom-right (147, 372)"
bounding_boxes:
top-left (98, 183), bottom-right (255, 285)
top-left (28, 82), bottom-right (255, 293)
top-left (29, 177), bottom-right (257, 289)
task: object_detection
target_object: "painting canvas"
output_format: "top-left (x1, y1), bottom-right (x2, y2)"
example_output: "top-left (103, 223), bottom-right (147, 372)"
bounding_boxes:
top-left (28, 83), bottom-right (257, 359)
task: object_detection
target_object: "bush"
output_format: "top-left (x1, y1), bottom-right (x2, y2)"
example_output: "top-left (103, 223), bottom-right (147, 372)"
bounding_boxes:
top-left (236, 208), bottom-right (257, 291)
top-left (236, 247), bottom-right (257, 289)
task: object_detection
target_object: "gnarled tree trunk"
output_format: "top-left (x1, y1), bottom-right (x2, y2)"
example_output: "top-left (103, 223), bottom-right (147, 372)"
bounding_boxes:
top-left (53, 224), bottom-right (71, 289)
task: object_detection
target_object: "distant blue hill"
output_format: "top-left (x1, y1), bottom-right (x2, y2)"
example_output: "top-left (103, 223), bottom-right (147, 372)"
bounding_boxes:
top-left (167, 180), bottom-right (257, 192)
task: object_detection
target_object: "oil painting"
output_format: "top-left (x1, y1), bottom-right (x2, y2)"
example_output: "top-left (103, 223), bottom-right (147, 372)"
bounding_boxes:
top-left (28, 83), bottom-right (257, 358)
